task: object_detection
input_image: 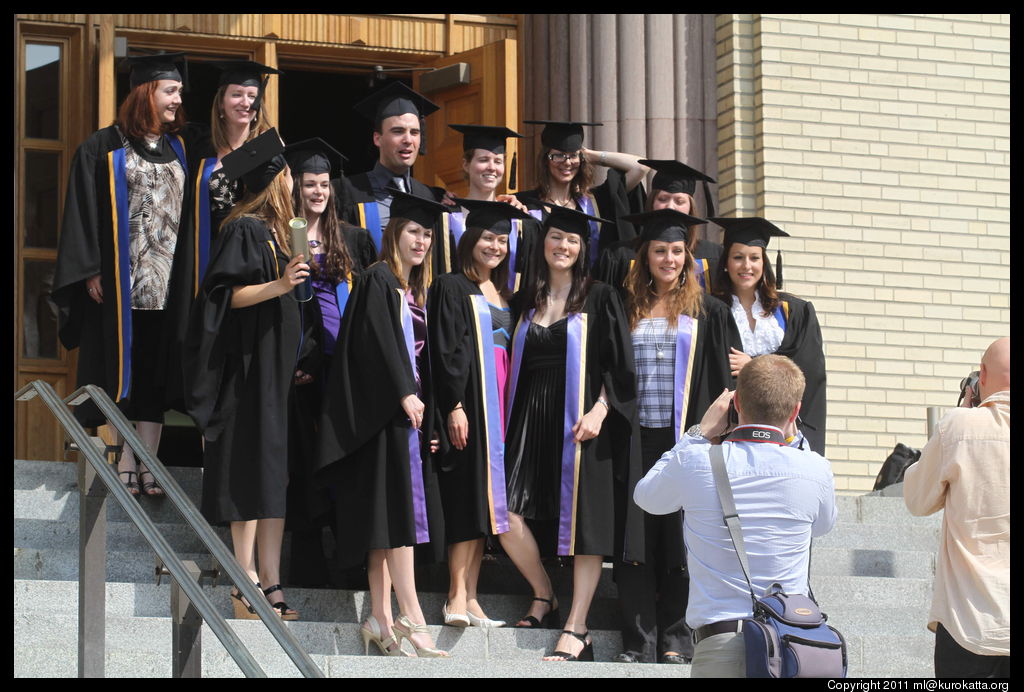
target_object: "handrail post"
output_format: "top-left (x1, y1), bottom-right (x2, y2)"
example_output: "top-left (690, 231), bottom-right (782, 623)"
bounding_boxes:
top-left (78, 448), bottom-right (108, 678)
top-left (170, 560), bottom-right (204, 678)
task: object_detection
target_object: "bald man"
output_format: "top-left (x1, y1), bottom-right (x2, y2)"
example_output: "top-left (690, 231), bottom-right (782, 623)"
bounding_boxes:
top-left (904, 337), bottom-right (1009, 678)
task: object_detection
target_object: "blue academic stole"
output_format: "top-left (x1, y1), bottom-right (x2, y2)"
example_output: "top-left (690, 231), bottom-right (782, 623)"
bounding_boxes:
top-left (193, 156), bottom-right (217, 295)
top-left (357, 202), bottom-right (383, 253)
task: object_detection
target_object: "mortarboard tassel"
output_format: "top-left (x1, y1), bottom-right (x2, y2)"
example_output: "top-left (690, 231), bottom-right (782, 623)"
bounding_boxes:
top-left (776, 249), bottom-right (783, 290)
top-left (703, 179), bottom-right (715, 218)
top-left (509, 150), bottom-right (517, 190)
top-left (419, 116), bottom-right (427, 156)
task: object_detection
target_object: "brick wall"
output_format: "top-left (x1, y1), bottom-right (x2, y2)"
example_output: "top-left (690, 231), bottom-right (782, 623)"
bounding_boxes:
top-left (715, 14), bottom-right (1010, 493)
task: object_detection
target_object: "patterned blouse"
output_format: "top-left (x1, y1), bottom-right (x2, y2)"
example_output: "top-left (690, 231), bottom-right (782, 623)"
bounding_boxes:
top-left (632, 317), bottom-right (677, 428)
top-left (123, 134), bottom-right (185, 310)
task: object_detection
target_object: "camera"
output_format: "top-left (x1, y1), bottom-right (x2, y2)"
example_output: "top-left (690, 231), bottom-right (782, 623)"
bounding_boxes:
top-left (958, 370), bottom-right (980, 408)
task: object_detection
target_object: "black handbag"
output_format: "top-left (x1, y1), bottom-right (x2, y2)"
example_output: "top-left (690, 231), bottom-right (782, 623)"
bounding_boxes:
top-left (709, 444), bottom-right (848, 678)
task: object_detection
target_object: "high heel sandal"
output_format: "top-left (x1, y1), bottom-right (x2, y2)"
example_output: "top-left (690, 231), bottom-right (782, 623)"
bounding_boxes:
top-left (360, 615), bottom-right (408, 657)
top-left (231, 581), bottom-right (262, 620)
top-left (392, 615), bottom-right (450, 658)
top-left (547, 630), bottom-right (594, 662)
top-left (262, 584), bottom-right (299, 621)
top-left (118, 470), bottom-right (140, 496)
top-left (139, 468), bottom-right (164, 497)
top-left (515, 596), bottom-right (559, 629)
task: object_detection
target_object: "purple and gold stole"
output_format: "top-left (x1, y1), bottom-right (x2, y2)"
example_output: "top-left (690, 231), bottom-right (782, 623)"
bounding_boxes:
top-left (508, 309), bottom-right (589, 555)
top-left (469, 295), bottom-right (510, 534)
top-left (192, 156), bottom-right (217, 296)
top-left (440, 211), bottom-right (467, 274)
top-left (672, 315), bottom-right (700, 440)
top-left (694, 258), bottom-right (710, 293)
top-left (507, 219), bottom-right (521, 293)
top-left (106, 134), bottom-right (187, 401)
top-left (576, 194), bottom-right (602, 269)
top-left (398, 289), bottom-right (431, 544)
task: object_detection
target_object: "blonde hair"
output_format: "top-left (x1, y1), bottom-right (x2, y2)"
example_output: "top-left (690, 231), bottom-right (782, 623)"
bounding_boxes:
top-left (223, 170), bottom-right (294, 251)
top-left (736, 354), bottom-right (805, 428)
top-left (380, 218), bottom-right (433, 306)
top-left (210, 84), bottom-right (273, 154)
top-left (625, 241), bottom-right (704, 331)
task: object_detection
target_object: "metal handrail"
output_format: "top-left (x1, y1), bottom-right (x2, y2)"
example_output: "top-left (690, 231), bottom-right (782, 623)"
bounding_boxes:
top-left (16, 380), bottom-right (325, 678)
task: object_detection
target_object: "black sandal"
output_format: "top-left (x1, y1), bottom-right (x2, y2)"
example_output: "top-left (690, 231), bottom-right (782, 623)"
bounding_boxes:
top-left (515, 596), bottom-right (559, 628)
top-left (231, 581), bottom-right (261, 620)
top-left (118, 470), bottom-right (140, 496)
top-left (262, 584), bottom-right (299, 621)
top-left (549, 629), bottom-right (593, 662)
top-left (139, 469), bottom-right (164, 497)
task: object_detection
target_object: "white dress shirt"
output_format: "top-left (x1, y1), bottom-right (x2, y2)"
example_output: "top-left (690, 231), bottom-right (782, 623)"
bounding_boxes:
top-left (731, 294), bottom-right (785, 356)
top-left (634, 427), bottom-right (837, 629)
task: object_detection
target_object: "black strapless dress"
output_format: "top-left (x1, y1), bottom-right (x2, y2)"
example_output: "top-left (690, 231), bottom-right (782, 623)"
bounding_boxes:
top-left (504, 317), bottom-right (567, 521)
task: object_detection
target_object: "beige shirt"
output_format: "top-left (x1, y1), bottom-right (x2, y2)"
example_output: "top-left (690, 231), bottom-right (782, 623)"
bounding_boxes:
top-left (903, 390), bottom-right (1010, 656)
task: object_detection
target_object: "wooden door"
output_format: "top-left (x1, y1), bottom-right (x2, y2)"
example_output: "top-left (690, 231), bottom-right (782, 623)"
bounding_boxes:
top-left (413, 38), bottom-right (520, 197)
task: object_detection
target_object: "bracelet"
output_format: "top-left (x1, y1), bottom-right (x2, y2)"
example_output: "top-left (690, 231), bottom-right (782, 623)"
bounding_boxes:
top-left (596, 397), bottom-right (610, 410)
top-left (599, 150), bottom-right (607, 164)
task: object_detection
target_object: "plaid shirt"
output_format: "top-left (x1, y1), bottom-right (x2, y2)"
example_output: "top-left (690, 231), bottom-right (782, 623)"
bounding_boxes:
top-left (633, 317), bottom-right (676, 428)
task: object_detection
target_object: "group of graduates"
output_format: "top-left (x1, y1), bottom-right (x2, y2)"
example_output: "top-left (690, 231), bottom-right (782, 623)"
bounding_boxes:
top-left (51, 52), bottom-right (826, 663)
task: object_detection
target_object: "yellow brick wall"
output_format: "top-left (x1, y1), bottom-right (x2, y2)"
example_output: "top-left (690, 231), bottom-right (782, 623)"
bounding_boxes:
top-left (715, 14), bottom-right (1010, 493)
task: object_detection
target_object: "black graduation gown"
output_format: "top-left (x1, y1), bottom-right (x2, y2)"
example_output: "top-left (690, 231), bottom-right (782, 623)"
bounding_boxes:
top-left (183, 217), bottom-right (301, 524)
top-left (427, 273), bottom-right (512, 544)
top-left (718, 292), bottom-right (828, 454)
top-left (51, 125), bottom-right (197, 426)
top-left (314, 262), bottom-right (444, 568)
top-left (286, 223), bottom-right (376, 531)
top-left (506, 282), bottom-right (645, 562)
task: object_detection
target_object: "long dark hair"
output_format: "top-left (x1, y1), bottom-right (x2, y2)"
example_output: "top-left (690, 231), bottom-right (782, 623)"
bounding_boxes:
top-left (291, 171), bottom-right (353, 283)
top-left (523, 226), bottom-right (591, 315)
top-left (535, 149), bottom-right (594, 204)
top-left (457, 225), bottom-right (511, 301)
top-left (711, 243), bottom-right (781, 315)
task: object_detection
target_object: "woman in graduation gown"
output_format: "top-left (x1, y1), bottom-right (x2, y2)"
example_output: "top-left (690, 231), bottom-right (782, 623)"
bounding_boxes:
top-left (282, 138), bottom-right (376, 587)
top-left (595, 159), bottom-right (720, 294)
top-left (435, 124), bottom-right (534, 291)
top-left (316, 191), bottom-right (450, 658)
top-left (183, 128), bottom-right (309, 620)
top-left (428, 199), bottom-right (533, 628)
top-left (612, 209), bottom-right (736, 665)
top-left (184, 61), bottom-right (280, 279)
top-left (514, 120), bottom-right (648, 277)
top-left (51, 53), bottom-right (193, 497)
top-left (502, 204), bottom-right (644, 661)
top-left (710, 216), bottom-right (827, 454)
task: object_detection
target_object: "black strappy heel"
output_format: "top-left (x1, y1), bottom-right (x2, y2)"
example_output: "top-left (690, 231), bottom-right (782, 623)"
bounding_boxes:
top-left (262, 584), bottom-right (299, 621)
top-left (231, 581), bottom-right (261, 620)
top-left (549, 629), bottom-right (593, 662)
top-left (515, 596), bottom-right (559, 628)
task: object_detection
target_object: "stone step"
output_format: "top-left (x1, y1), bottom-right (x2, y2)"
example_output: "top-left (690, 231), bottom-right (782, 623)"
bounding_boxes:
top-left (810, 546), bottom-right (934, 579)
top-left (813, 523), bottom-right (940, 552)
top-left (12, 608), bottom-right (932, 677)
top-left (14, 578), bottom-right (931, 638)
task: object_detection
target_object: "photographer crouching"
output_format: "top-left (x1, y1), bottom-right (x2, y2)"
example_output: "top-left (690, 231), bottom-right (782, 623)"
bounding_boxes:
top-left (634, 354), bottom-right (837, 677)
top-left (903, 337), bottom-right (1010, 678)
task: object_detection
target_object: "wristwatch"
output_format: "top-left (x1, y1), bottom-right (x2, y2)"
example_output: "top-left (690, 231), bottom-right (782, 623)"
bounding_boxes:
top-left (686, 424), bottom-right (704, 439)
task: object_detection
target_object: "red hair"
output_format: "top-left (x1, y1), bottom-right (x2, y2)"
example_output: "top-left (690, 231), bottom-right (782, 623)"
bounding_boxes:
top-left (115, 81), bottom-right (186, 139)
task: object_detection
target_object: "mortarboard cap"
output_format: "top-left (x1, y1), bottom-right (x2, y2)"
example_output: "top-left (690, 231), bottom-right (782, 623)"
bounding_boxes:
top-left (641, 159), bottom-right (718, 217)
top-left (525, 119), bottom-right (602, 152)
top-left (621, 208), bottom-right (708, 245)
top-left (353, 82), bottom-right (439, 127)
top-left (453, 198), bottom-right (532, 236)
top-left (284, 137), bottom-right (347, 178)
top-left (387, 188), bottom-right (450, 230)
top-left (210, 60), bottom-right (282, 116)
top-left (448, 124), bottom-right (522, 155)
top-left (219, 127), bottom-right (287, 194)
top-left (712, 216), bottom-right (790, 288)
top-left (540, 202), bottom-right (611, 240)
top-left (123, 52), bottom-right (187, 90)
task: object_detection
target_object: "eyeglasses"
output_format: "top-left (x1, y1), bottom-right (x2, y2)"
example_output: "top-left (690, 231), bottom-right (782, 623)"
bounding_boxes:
top-left (546, 152), bottom-right (581, 163)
